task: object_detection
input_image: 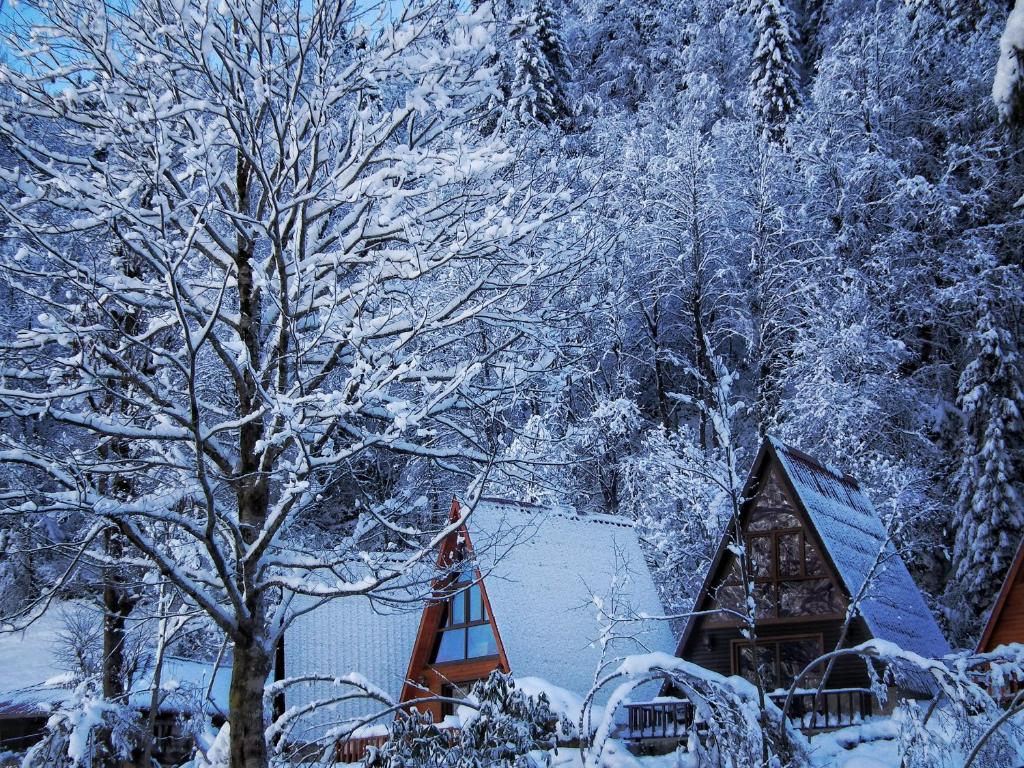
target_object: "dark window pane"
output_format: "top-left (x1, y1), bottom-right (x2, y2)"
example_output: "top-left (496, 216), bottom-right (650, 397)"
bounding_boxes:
top-left (738, 644), bottom-right (778, 690)
top-left (805, 541), bottom-right (825, 576)
top-left (779, 638), bottom-right (823, 688)
top-left (748, 505), bottom-right (774, 531)
top-left (713, 584), bottom-right (746, 616)
top-left (773, 511), bottom-right (801, 529)
top-left (753, 582), bottom-right (776, 618)
top-left (722, 556), bottom-right (742, 585)
top-left (469, 585), bottom-right (483, 622)
top-left (434, 629), bottom-right (466, 663)
top-left (779, 578), bottom-right (842, 617)
top-left (748, 506), bottom-right (800, 532)
top-left (450, 590), bottom-right (466, 626)
top-left (779, 533), bottom-right (801, 577)
top-left (467, 625), bottom-right (498, 658)
top-left (760, 475), bottom-right (792, 509)
top-left (750, 536), bottom-right (772, 578)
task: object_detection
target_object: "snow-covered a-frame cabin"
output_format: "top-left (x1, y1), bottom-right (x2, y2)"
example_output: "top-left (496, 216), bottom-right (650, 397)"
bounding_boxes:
top-left (283, 498), bottom-right (676, 758)
top-left (630, 438), bottom-right (950, 739)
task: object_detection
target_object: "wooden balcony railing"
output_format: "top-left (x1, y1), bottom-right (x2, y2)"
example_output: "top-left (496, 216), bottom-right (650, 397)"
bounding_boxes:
top-left (770, 687), bottom-right (874, 731)
top-left (622, 700), bottom-right (694, 741)
top-left (624, 687), bottom-right (875, 745)
top-left (335, 733), bottom-right (389, 763)
top-left (334, 726), bottom-right (461, 763)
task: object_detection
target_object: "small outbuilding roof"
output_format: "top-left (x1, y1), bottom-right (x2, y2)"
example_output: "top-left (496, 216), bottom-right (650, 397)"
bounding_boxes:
top-left (0, 604), bottom-right (230, 720)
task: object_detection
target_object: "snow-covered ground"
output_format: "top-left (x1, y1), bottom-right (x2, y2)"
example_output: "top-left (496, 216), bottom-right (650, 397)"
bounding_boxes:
top-left (537, 709), bottom-right (1024, 768)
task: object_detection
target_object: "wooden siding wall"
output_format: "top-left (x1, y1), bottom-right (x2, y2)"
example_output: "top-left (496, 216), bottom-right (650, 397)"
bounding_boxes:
top-left (984, 565), bottom-right (1024, 651)
top-left (682, 616), bottom-right (873, 690)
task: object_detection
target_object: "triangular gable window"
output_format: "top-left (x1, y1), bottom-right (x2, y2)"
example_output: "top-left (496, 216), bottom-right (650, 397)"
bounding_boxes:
top-left (430, 555), bottom-right (499, 663)
top-left (711, 471), bottom-right (844, 620)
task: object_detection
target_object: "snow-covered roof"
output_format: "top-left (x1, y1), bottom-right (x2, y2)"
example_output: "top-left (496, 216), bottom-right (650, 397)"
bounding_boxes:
top-left (0, 605), bottom-right (230, 719)
top-left (284, 572), bottom-right (424, 744)
top-left (766, 438), bottom-right (950, 663)
top-left (466, 499), bottom-right (676, 703)
top-left (282, 498), bottom-right (676, 743)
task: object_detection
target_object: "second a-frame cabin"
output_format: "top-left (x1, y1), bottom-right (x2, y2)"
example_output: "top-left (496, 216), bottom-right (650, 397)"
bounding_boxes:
top-left (666, 438), bottom-right (949, 727)
top-left (401, 498), bottom-right (676, 722)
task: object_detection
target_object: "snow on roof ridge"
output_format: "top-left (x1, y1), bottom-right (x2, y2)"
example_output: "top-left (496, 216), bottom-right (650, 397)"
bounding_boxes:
top-left (767, 435), bottom-right (861, 488)
top-left (475, 496), bottom-right (634, 528)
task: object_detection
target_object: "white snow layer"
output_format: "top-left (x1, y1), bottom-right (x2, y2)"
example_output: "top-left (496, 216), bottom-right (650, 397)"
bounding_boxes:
top-left (994, 1), bottom-right (1024, 122)
top-left (466, 500), bottom-right (677, 704)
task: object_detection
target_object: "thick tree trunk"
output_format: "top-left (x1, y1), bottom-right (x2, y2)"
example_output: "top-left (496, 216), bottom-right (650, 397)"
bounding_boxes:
top-left (229, 640), bottom-right (273, 768)
top-left (100, 527), bottom-right (135, 768)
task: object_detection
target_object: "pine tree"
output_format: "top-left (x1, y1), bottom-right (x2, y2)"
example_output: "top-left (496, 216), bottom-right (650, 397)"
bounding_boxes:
top-left (748, 0), bottom-right (802, 143)
top-left (533, 0), bottom-right (568, 77)
top-left (509, 0), bottom-right (570, 126)
top-left (952, 305), bottom-right (1024, 616)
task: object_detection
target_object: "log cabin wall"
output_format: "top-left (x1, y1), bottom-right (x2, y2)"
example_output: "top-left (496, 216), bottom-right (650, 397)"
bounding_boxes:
top-left (682, 616), bottom-right (873, 690)
top-left (986, 574), bottom-right (1024, 649)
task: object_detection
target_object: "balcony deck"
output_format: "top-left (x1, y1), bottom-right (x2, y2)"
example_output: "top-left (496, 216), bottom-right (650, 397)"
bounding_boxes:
top-left (622, 687), bottom-right (876, 746)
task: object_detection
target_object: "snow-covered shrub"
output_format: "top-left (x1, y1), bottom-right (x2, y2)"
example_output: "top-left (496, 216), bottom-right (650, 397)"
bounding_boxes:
top-left (581, 652), bottom-right (811, 768)
top-left (20, 681), bottom-right (142, 768)
top-left (366, 672), bottom-right (561, 768)
top-left (190, 724), bottom-right (230, 768)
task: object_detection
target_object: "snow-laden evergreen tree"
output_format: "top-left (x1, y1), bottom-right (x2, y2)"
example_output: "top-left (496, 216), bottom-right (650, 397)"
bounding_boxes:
top-left (509, 0), bottom-right (571, 125)
top-left (994, 0), bottom-right (1024, 126)
top-left (951, 304), bottom-right (1024, 617)
top-left (748, 0), bottom-right (802, 143)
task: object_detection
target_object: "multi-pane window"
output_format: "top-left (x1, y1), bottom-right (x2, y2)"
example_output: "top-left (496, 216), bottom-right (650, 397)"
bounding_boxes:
top-left (713, 505), bottom-right (843, 619)
top-left (431, 560), bottom-right (499, 664)
top-left (733, 636), bottom-right (824, 691)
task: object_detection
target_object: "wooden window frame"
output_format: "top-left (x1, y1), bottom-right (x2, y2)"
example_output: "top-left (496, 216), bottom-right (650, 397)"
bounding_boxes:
top-left (729, 633), bottom-right (825, 690)
top-left (430, 564), bottom-right (498, 665)
top-left (710, 507), bottom-right (843, 625)
top-left (746, 522), bottom-right (824, 583)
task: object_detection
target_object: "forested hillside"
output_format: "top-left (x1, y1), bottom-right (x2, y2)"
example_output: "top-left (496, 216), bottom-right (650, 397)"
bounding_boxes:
top-left (467, 0), bottom-right (1024, 645)
top-left (0, 0), bottom-right (1021, 764)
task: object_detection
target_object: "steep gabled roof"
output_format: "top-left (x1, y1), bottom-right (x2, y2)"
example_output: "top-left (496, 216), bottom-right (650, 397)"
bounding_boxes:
top-left (284, 498), bottom-right (677, 743)
top-left (676, 438), bottom-right (949, 667)
top-left (284, 566), bottom-right (424, 744)
top-left (978, 536), bottom-right (1024, 652)
top-left (464, 499), bottom-right (677, 700)
top-left (767, 438), bottom-right (950, 661)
